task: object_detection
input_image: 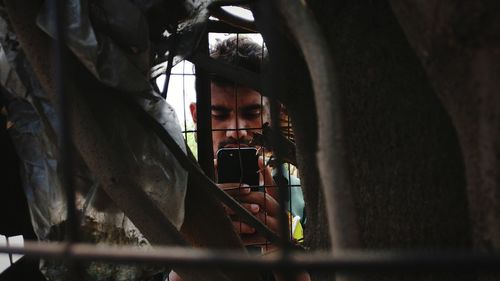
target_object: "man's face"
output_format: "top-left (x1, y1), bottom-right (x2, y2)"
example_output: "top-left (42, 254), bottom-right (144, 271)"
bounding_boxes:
top-left (190, 83), bottom-right (268, 155)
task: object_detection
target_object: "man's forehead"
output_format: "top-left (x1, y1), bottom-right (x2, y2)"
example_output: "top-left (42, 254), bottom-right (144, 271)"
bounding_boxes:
top-left (210, 84), bottom-right (263, 105)
top-left (211, 102), bottom-right (263, 111)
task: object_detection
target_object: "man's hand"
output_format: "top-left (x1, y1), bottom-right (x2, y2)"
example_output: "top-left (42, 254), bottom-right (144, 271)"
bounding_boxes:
top-left (221, 184), bottom-right (281, 246)
top-left (216, 157), bottom-right (283, 248)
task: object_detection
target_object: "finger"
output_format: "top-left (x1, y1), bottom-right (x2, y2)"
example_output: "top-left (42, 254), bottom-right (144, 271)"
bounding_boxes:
top-left (232, 221), bottom-right (255, 234)
top-left (230, 206), bottom-right (280, 233)
top-left (217, 183), bottom-right (251, 196)
top-left (256, 212), bottom-right (280, 233)
top-left (226, 203), bottom-right (260, 215)
top-left (231, 207), bottom-right (283, 236)
top-left (168, 271), bottom-right (183, 281)
top-left (214, 159), bottom-right (218, 182)
top-left (238, 191), bottom-right (281, 217)
top-left (239, 215), bottom-right (280, 245)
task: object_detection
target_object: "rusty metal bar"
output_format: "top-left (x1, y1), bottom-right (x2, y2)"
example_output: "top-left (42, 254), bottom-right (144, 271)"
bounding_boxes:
top-left (188, 52), bottom-right (262, 93)
top-left (209, 7), bottom-right (257, 33)
top-left (49, 7), bottom-right (85, 281)
top-left (207, 20), bottom-right (258, 34)
top-left (269, 97), bottom-right (292, 254)
top-left (274, 0), bottom-right (361, 251)
top-left (195, 32), bottom-right (215, 179)
top-left (208, 0), bottom-right (254, 6)
top-left (161, 25), bottom-right (178, 99)
top-left (1, 242), bottom-right (500, 273)
top-left (50, 0), bottom-right (80, 243)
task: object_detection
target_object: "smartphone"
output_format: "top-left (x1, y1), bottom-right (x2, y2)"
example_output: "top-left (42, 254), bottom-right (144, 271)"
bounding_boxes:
top-left (216, 147), bottom-right (259, 190)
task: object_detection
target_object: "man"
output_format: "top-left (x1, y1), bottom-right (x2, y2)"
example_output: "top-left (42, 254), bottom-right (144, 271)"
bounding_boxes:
top-left (189, 36), bottom-right (304, 247)
top-left (168, 36), bottom-right (308, 281)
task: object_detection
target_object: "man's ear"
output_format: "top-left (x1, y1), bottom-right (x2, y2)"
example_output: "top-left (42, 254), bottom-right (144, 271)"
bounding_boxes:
top-left (189, 102), bottom-right (197, 123)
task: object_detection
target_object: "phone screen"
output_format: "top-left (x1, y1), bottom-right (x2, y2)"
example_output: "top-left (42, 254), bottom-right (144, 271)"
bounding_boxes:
top-left (216, 147), bottom-right (259, 188)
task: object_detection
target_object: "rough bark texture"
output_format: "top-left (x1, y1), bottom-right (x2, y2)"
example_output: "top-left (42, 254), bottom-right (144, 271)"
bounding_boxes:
top-left (389, 0), bottom-right (500, 252)
top-left (303, 0), bottom-right (474, 280)
top-left (388, 2), bottom-right (500, 280)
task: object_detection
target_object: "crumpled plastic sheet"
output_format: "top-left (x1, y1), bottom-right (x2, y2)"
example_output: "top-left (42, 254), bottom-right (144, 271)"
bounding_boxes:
top-left (1, 15), bottom-right (65, 241)
top-left (35, 0), bottom-right (189, 234)
top-left (36, 0), bottom-right (152, 92)
top-left (1, 3), bottom-right (189, 279)
top-left (5, 96), bottom-right (182, 281)
top-left (36, 0), bottom-right (223, 92)
top-left (150, 0), bottom-right (222, 79)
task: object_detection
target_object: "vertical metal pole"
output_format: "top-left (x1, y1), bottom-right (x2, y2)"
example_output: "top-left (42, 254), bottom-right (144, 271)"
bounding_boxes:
top-left (269, 98), bottom-right (291, 253)
top-left (52, 0), bottom-right (82, 280)
top-left (51, 0), bottom-right (79, 244)
top-left (274, 0), bottom-right (361, 252)
top-left (161, 27), bottom-right (178, 99)
top-left (195, 31), bottom-right (215, 179)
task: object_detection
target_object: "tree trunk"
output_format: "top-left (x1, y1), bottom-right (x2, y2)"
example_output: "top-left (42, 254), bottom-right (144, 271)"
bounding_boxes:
top-left (389, 0), bottom-right (500, 252)
top-left (303, 1), bottom-right (474, 280)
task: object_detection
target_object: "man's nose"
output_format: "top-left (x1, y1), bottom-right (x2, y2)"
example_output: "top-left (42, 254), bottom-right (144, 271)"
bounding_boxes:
top-left (225, 119), bottom-right (249, 139)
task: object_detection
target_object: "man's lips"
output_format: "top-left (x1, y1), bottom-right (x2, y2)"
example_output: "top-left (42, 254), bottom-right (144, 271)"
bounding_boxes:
top-left (223, 144), bottom-right (250, 148)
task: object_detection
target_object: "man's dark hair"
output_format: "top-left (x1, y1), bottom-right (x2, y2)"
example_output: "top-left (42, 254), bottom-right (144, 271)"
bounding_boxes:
top-left (210, 35), bottom-right (266, 87)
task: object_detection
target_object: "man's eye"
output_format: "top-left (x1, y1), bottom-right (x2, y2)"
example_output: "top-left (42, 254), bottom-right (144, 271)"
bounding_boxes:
top-left (242, 109), bottom-right (261, 119)
top-left (212, 111), bottom-right (229, 120)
